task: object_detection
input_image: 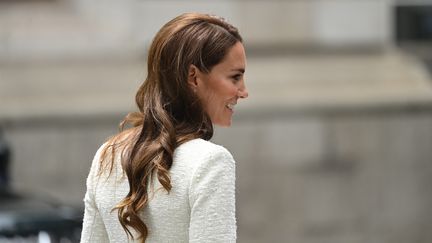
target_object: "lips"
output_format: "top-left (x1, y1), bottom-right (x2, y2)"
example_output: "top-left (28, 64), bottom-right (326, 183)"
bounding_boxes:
top-left (226, 101), bottom-right (236, 111)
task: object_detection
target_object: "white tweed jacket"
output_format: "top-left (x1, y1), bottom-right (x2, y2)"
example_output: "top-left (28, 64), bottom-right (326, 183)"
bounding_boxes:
top-left (80, 138), bottom-right (236, 243)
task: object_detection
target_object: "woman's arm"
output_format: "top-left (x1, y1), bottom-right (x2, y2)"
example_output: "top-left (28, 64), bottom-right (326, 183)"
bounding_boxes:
top-left (188, 146), bottom-right (237, 243)
top-left (80, 146), bottom-right (109, 243)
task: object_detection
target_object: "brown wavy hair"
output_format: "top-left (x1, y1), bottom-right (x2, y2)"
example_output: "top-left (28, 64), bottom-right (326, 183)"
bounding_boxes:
top-left (98, 13), bottom-right (242, 242)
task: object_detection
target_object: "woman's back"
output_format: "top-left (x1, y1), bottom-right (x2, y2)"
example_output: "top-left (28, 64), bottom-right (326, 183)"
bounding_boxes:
top-left (81, 138), bottom-right (236, 243)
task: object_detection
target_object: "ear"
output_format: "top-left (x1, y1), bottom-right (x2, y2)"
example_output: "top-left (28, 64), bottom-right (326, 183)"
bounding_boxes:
top-left (187, 64), bottom-right (199, 90)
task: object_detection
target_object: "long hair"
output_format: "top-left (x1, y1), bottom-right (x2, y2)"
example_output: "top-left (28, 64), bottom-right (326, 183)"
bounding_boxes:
top-left (99, 13), bottom-right (242, 242)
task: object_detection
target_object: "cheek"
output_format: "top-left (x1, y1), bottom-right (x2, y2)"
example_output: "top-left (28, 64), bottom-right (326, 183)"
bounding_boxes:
top-left (196, 89), bottom-right (217, 113)
top-left (198, 77), bottom-right (237, 112)
top-left (211, 80), bottom-right (238, 98)
top-left (199, 90), bottom-right (225, 117)
top-left (205, 93), bottom-right (223, 113)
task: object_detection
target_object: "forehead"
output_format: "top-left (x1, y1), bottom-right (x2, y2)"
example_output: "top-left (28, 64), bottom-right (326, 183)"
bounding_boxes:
top-left (214, 42), bottom-right (246, 71)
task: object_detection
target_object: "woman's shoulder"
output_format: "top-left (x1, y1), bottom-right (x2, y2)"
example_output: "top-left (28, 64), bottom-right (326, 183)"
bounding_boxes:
top-left (174, 138), bottom-right (234, 169)
top-left (91, 127), bottom-right (140, 170)
top-left (108, 126), bottom-right (140, 146)
top-left (96, 127), bottom-right (139, 155)
top-left (177, 138), bottom-right (232, 156)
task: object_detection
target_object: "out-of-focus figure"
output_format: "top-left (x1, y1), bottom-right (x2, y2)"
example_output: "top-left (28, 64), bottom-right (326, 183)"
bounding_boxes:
top-left (0, 128), bottom-right (11, 188)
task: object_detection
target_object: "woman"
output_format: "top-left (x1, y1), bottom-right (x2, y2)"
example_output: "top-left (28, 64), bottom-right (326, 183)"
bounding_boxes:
top-left (80, 12), bottom-right (248, 243)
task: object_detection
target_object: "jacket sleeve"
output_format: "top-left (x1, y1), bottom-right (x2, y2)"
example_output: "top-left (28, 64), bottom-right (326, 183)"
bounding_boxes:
top-left (188, 146), bottom-right (237, 243)
top-left (80, 145), bottom-right (109, 243)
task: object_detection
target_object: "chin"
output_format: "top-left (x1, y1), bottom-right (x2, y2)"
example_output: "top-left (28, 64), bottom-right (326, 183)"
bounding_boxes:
top-left (213, 119), bottom-right (232, 127)
top-left (213, 120), bottom-right (231, 127)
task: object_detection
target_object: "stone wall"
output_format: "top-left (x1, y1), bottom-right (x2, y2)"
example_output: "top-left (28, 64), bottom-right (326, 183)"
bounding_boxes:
top-left (2, 108), bottom-right (432, 243)
top-left (0, 0), bottom-right (393, 62)
top-left (2, 0), bottom-right (432, 242)
top-left (215, 111), bottom-right (432, 243)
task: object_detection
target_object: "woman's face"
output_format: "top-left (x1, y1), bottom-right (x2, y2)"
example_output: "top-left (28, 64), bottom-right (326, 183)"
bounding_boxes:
top-left (192, 42), bottom-right (248, 127)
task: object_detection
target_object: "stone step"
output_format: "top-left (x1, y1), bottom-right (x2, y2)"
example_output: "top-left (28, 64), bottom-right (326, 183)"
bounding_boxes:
top-left (1, 50), bottom-right (432, 122)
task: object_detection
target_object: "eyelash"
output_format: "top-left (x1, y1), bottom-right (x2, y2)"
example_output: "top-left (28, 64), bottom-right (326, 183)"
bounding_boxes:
top-left (231, 74), bottom-right (242, 82)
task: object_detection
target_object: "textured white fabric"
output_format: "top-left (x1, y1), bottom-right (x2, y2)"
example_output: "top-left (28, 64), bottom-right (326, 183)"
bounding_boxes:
top-left (80, 138), bottom-right (236, 243)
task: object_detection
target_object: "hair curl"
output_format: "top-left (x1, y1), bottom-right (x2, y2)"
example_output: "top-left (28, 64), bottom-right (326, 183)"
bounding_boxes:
top-left (99, 13), bottom-right (242, 242)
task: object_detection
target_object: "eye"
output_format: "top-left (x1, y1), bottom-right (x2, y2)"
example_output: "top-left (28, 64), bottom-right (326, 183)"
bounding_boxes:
top-left (231, 74), bottom-right (242, 83)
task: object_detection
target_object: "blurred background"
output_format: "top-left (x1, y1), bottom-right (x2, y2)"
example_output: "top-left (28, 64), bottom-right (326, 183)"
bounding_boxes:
top-left (1, 0), bottom-right (432, 242)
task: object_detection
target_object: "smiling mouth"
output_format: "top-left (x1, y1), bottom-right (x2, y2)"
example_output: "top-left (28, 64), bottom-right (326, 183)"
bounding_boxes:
top-left (226, 102), bottom-right (236, 111)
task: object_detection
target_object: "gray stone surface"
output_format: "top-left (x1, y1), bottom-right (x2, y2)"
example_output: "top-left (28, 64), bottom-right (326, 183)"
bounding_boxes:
top-left (4, 110), bottom-right (432, 242)
top-left (2, 1), bottom-right (432, 242)
top-left (2, 51), bottom-right (432, 242)
top-left (213, 113), bottom-right (432, 243)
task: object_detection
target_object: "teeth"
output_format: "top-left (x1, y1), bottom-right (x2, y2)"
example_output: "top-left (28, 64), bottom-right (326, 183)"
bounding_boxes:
top-left (226, 103), bottom-right (235, 110)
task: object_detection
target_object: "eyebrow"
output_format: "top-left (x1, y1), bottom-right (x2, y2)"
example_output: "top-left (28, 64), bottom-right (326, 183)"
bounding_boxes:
top-left (231, 68), bottom-right (245, 73)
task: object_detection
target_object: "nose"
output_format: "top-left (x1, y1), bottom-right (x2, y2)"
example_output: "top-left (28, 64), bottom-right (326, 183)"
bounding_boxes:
top-left (238, 82), bottom-right (248, 99)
